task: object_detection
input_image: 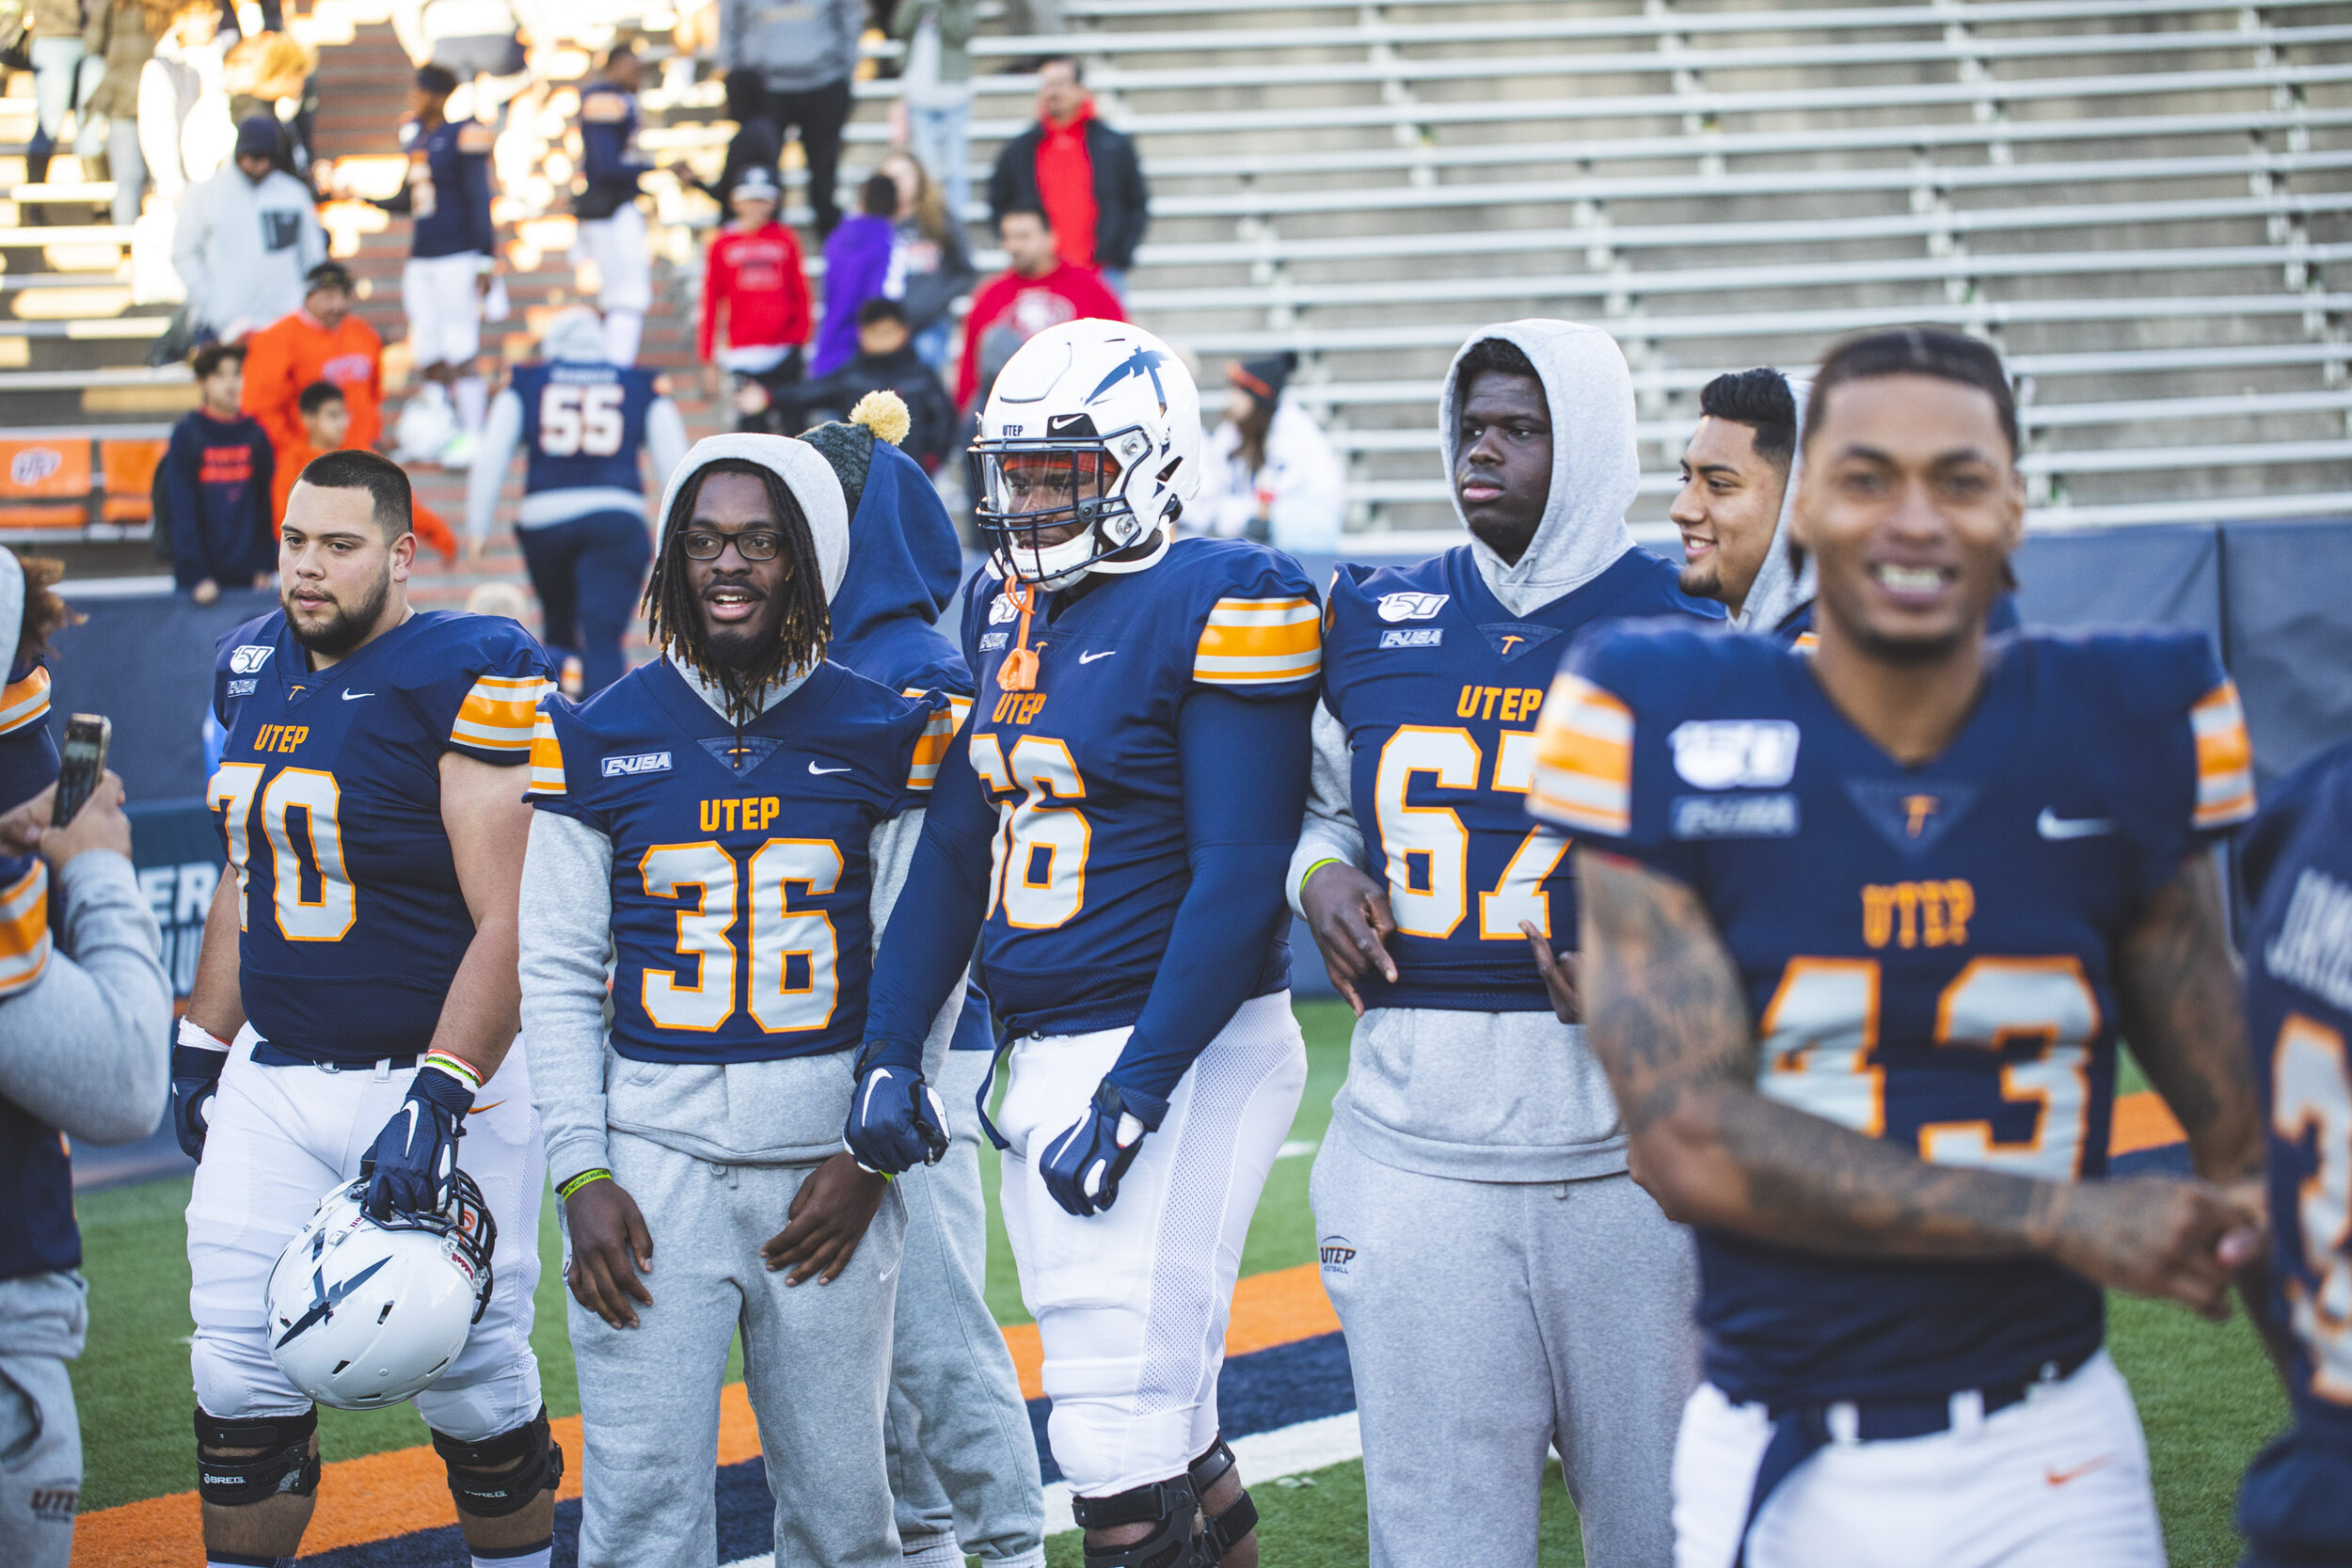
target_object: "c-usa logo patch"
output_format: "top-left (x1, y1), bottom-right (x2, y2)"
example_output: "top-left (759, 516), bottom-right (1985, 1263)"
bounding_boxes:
top-left (602, 751), bottom-right (673, 778)
top-left (1670, 721), bottom-right (1800, 790)
top-left (1375, 592), bottom-right (1449, 623)
top-left (978, 631), bottom-right (1010, 652)
top-left (227, 678), bottom-right (258, 697)
top-left (229, 644), bottom-right (275, 674)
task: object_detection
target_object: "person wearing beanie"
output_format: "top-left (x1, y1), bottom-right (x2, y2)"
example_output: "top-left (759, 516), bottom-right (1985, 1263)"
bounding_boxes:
top-left (787, 301), bottom-right (957, 473)
top-left (516, 429), bottom-right (968, 1568)
top-left (698, 166), bottom-right (812, 435)
top-left (464, 308), bottom-right (691, 695)
top-left (242, 260), bottom-right (386, 480)
top-left (1192, 351), bottom-right (1347, 554)
top-left (168, 112), bottom-right (325, 344)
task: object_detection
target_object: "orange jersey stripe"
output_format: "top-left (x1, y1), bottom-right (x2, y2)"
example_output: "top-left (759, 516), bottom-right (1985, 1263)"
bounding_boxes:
top-left (0, 665), bottom-right (52, 735)
top-left (1530, 673), bottom-right (1634, 835)
top-left (2190, 681), bottom-right (2256, 828)
top-left (528, 710), bottom-right (566, 795)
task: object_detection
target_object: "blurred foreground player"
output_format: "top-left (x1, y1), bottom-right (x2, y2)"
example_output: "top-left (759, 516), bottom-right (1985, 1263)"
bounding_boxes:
top-left (1535, 327), bottom-right (2267, 1568)
top-left (177, 450), bottom-right (561, 1568)
top-left (847, 321), bottom-right (1318, 1567)
top-left (2235, 739), bottom-right (2352, 1568)
top-left (1293, 321), bottom-right (1718, 1568)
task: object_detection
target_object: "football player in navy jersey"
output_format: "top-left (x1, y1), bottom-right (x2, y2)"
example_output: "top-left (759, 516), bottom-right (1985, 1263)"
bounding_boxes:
top-left (1290, 321), bottom-right (1719, 1568)
top-left (2234, 739), bottom-right (2352, 1568)
top-left (846, 321), bottom-right (1320, 1568)
top-left (517, 433), bottom-right (967, 1568)
top-left (1533, 327), bottom-right (2267, 1568)
top-left (464, 308), bottom-right (691, 695)
top-left (175, 450), bottom-right (563, 1568)
top-left (1670, 367), bottom-right (1812, 639)
top-left (808, 409), bottom-right (1048, 1568)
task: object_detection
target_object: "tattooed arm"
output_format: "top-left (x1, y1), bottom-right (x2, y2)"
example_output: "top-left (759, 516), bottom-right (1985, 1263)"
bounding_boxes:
top-left (1578, 847), bottom-right (2263, 1319)
top-left (2113, 852), bottom-right (2264, 1186)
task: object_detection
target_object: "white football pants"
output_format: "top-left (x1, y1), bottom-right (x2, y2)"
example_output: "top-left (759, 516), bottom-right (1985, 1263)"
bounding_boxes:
top-left (186, 1025), bottom-right (546, 1442)
top-left (994, 990), bottom-right (1307, 1499)
top-left (400, 253), bottom-right (485, 368)
top-left (576, 202), bottom-right (651, 363)
top-left (1674, 1351), bottom-right (2164, 1568)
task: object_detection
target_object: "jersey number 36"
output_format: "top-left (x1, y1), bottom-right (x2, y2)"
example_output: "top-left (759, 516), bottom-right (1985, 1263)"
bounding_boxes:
top-left (639, 840), bottom-right (840, 1032)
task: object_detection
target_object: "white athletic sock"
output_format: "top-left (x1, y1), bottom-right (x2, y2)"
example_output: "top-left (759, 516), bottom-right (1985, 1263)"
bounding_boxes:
top-left (602, 309), bottom-right (643, 365)
top-left (469, 1541), bottom-right (553, 1568)
top-left (453, 375), bottom-right (488, 436)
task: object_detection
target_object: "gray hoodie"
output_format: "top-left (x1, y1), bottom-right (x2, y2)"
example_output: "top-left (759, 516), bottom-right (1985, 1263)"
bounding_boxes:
top-left (170, 164), bottom-right (326, 338)
top-left (1285, 320), bottom-right (1663, 1182)
top-left (519, 434), bottom-right (961, 1182)
top-left (1729, 375), bottom-right (1815, 635)
top-left (721, 0), bottom-right (864, 93)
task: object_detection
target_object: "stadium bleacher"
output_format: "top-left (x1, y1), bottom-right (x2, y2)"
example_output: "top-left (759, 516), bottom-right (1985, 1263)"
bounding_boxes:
top-left (0, 0), bottom-right (2344, 598)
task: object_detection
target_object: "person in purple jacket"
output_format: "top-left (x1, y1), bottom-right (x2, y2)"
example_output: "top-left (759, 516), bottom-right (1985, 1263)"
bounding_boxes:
top-left (810, 174), bottom-right (901, 378)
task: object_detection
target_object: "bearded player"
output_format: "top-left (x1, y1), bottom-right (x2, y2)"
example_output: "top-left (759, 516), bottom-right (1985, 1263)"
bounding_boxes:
top-left (1535, 328), bottom-right (2265, 1567)
top-left (846, 320), bottom-right (1319, 1568)
top-left (174, 449), bottom-right (562, 1568)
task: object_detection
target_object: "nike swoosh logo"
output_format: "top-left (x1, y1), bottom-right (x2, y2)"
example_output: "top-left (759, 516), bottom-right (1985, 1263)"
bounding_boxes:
top-left (809, 761), bottom-right (851, 776)
top-left (2037, 808), bottom-right (2115, 840)
top-left (342, 690), bottom-right (373, 701)
top-left (1079, 650), bottom-right (1116, 664)
top-left (467, 1101), bottom-right (503, 1116)
top-left (2045, 1455), bottom-right (2112, 1487)
top-left (399, 1101), bottom-right (419, 1153)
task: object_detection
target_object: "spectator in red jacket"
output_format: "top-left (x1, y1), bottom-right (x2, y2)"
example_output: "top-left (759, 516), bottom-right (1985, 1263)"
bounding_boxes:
top-left (985, 55), bottom-right (1148, 296)
top-left (696, 166), bottom-right (812, 432)
top-left (954, 205), bottom-right (1122, 412)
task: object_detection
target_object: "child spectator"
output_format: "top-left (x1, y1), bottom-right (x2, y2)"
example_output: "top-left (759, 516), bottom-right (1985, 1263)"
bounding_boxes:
top-left (274, 382), bottom-right (459, 558)
top-left (163, 341), bottom-right (275, 603)
top-left (878, 147), bottom-right (974, 372)
top-left (696, 166), bottom-right (810, 432)
top-left (809, 171), bottom-right (899, 377)
top-left (787, 298), bottom-right (957, 471)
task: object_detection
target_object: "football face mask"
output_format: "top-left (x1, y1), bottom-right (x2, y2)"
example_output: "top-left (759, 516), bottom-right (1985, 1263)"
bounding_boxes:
top-left (974, 441), bottom-right (1143, 586)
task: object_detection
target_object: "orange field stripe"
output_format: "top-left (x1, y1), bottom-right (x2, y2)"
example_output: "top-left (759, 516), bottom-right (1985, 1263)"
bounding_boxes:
top-left (75, 1266), bottom-right (1343, 1563)
top-left (2111, 1088), bottom-right (2186, 1156)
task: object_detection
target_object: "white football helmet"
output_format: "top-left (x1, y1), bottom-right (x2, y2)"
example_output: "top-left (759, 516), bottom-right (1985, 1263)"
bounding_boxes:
top-left (972, 319), bottom-right (1201, 588)
top-left (263, 1172), bottom-right (497, 1411)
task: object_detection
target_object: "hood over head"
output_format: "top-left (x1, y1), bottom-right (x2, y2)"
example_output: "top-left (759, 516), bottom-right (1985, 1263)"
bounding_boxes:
top-left (826, 438), bottom-right (965, 684)
top-left (653, 433), bottom-right (850, 606)
top-left (1730, 375), bottom-right (1815, 634)
top-left (540, 307), bottom-right (611, 365)
top-left (1439, 319), bottom-right (1640, 616)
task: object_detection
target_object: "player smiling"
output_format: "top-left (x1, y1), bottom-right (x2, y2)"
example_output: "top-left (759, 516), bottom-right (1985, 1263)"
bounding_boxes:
top-left (1534, 327), bottom-right (2267, 1568)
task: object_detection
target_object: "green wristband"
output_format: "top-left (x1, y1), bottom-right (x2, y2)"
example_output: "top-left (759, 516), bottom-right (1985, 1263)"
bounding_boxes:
top-left (1301, 857), bottom-right (1342, 895)
top-left (557, 1168), bottom-right (612, 1201)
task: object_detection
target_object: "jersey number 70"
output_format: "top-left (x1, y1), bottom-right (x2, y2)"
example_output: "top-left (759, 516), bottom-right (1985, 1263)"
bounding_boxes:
top-left (211, 764), bottom-right (355, 941)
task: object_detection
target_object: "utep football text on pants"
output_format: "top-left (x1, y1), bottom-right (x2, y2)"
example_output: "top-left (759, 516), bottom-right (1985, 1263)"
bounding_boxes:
top-left (0, 1272), bottom-right (87, 1568)
top-left (994, 990), bottom-right (1309, 1497)
top-left (186, 1028), bottom-right (545, 1438)
top-left (1674, 1352), bottom-right (2164, 1568)
top-left (566, 1132), bottom-right (909, 1568)
top-left (1312, 1117), bottom-right (1697, 1568)
top-left (886, 1045), bottom-right (1047, 1566)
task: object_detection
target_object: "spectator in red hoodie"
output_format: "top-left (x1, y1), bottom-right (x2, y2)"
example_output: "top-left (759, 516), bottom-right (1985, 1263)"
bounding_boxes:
top-left (986, 55), bottom-right (1148, 297)
top-left (696, 165), bottom-right (812, 432)
top-left (954, 205), bottom-right (1122, 412)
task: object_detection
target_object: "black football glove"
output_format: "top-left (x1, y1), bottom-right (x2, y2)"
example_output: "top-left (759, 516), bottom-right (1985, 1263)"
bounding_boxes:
top-left (843, 1051), bottom-right (950, 1176)
top-left (363, 1063), bottom-right (473, 1218)
top-left (169, 1032), bottom-right (230, 1161)
top-left (1039, 1080), bottom-right (1150, 1218)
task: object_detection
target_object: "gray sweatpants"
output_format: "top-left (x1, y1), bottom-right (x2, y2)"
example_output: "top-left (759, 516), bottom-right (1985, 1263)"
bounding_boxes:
top-left (567, 1131), bottom-right (909, 1568)
top-left (1312, 1116), bottom-right (1699, 1568)
top-left (0, 1273), bottom-right (85, 1568)
top-left (885, 1046), bottom-right (1045, 1567)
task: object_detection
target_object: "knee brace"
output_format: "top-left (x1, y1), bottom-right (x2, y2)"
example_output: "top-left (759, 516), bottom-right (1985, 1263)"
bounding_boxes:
top-left (430, 1405), bottom-right (564, 1519)
top-left (1189, 1433), bottom-right (1258, 1563)
top-left (1070, 1474), bottom-right (1209, 1568)
top-left (194, 1406), bottom-right (320, 1506)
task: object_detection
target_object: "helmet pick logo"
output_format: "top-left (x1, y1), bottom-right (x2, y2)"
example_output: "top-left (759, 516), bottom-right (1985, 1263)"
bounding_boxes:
top-left (274, 1256), bottom-right (390, 1349)
top-left (1086, 346), bottom-right (1170, 410)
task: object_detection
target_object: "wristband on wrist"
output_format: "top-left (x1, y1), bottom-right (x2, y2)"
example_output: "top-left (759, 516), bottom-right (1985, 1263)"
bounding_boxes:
top-left (1301, 857), bottom-right (1341, 896)
top-left (557, 1168), bottom-right (612, 1201)
top-left (177, 1017), bottom-right (230, 1053)
top-left (421, 1050), bottom-right (484, 1092)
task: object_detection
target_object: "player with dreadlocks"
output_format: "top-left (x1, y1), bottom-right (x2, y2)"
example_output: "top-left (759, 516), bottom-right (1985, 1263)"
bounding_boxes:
top-left (516, 432), bottom-right (970, 1568)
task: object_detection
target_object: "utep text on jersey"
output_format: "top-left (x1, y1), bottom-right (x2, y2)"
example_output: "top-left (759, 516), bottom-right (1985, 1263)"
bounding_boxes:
top-left (525, 659), bottom-right (958, 1062)
top-left (511, 360), bottom-right (661, 499)
top-left (961, 537), bottom-right (1322, 1038)
top-left (1530, 623), bottom-right (2255, 1404)
top-left (2236, 739), bottom-right (2352, 1561)
top-left (209, 611), bottom-right (552, 1062)
top-left (1320, 543), bottom-right (1720, 1010)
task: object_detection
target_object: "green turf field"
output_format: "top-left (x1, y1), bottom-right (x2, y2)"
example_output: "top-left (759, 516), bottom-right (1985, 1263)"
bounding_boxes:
top-left (72, 1000), bottom-right (2288, 1563)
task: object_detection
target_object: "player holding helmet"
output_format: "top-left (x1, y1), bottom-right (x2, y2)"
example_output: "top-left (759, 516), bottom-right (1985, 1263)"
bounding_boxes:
top-left (847, 320), bottom-right (1320, 1568)
top-left (174, 450), bottom-right (563, 1568)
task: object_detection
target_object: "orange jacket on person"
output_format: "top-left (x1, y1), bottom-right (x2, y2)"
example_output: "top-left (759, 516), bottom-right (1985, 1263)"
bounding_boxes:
top-left (241, 309), bottom-right (388, 458)
top-left (270, 438), bottom-right (457, 560)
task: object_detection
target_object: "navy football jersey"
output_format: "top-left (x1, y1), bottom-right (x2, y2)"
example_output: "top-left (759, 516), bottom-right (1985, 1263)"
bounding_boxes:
top-left (510, 361), bottom-right (662, 497)
top-left (959, 538), bottom-right (1322, 1037)
top-left (209, 611), bottom-right (553, 1063)
top-left (2241, 742), bottom-right (2352, 1453)
top-left (398, 117), bottom-right (497, 261)
top-left (1322, 544), bottom-right (1721, 1010)
top-left (525, 658), bottom-right (954, 1064)
top-left (1532, 624), bottom-right (2255, 1403)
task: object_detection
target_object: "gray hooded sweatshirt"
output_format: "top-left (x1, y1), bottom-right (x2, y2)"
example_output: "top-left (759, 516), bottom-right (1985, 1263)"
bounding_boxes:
top-left (519, 434), bottom-right (961, 1183)
top-left (1286, 320), bottom-right (1669, 1183)
top-left (1728, 375), bottom-right (1815, 635)
top-left (721, 0), bottom-right (864, 93)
